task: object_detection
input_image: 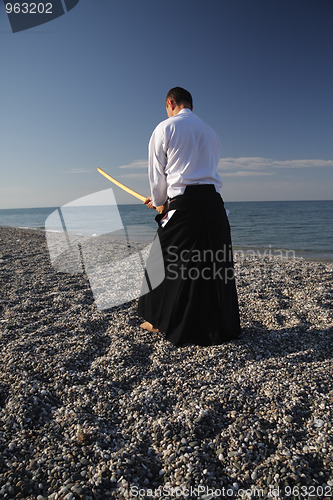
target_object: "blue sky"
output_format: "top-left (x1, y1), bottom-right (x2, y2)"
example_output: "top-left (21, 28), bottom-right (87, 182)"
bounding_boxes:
top-left (0, 0), bottom-right (332, 208)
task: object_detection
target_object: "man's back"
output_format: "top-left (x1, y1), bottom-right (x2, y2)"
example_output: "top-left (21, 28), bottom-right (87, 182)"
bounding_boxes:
top-left (149, 108), bottom-right (222, 204)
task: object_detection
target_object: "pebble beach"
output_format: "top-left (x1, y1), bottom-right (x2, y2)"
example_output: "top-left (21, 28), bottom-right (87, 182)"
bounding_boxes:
top-left (0, 226), bottom-right (332, 500)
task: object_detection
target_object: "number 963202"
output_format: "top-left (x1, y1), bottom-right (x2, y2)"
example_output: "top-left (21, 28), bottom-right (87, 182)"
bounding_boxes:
top-left (5, 3), bottom-right (53, 14)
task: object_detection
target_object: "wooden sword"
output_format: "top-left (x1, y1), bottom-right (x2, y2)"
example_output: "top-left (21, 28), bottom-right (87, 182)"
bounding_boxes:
top-left (97, 167), bottom-right (146, 202)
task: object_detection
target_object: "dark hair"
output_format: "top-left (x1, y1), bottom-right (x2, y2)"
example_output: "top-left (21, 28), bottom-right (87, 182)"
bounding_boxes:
top-left (166, 87), bottom-right (193, 109)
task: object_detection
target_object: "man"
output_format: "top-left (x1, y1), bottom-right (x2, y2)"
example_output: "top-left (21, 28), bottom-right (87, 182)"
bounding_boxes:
top-left (138, 87), bottom-right (240, 347)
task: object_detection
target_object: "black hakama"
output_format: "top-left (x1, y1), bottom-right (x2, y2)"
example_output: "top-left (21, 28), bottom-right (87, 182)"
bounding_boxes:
top-left (138, 185), bottom-right (241, 347)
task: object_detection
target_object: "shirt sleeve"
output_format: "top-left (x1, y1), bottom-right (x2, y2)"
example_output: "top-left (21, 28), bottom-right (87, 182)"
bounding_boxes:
top-left (148, 124), bottom-right (168, 207)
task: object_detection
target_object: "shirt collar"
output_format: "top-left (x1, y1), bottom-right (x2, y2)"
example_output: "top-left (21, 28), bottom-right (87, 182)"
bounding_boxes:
top-left (178, 108), bottom-right (192, 115)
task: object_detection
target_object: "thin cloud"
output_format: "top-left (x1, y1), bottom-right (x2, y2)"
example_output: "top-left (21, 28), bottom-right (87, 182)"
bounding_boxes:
top-left (66, 168), bottom-right (91, 174)
top-left (273, 159), bottom-right (333, 168)
top-left (218, 157), bottom-right (333, 177)
top-left (222, 171), bottom-right (273, 177)
top-left (119, 172), bottom-right (148, 179)
top-left (118, 160), bottom-right (148, 170)
top-left (219, 157), bottom-right (272, 170)
top-left (115, 157), bottom-right (333, 179)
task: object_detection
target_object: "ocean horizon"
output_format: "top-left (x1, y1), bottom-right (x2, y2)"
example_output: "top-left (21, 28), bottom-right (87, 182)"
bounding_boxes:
top-left (0, 200), bottom-right (332, 261)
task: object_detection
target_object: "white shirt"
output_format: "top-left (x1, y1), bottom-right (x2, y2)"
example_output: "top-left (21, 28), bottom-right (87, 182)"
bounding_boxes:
top-left (148, 108), bottom-right (222, 207)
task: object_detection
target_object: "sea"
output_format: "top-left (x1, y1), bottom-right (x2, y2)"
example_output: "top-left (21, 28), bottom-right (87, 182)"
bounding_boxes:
top-left (0, 200), bottom-right (332, 261)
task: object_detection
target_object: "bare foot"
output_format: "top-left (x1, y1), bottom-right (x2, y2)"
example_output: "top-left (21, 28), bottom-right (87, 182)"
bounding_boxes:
top-left (140, 321), bottom-right (159, 333)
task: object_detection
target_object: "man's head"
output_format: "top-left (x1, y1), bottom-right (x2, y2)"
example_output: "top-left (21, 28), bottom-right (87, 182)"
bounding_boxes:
top-left (165, 87), bottom-right (193, 117)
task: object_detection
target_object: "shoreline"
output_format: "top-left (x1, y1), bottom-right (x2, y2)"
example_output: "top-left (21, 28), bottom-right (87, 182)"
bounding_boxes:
top-left (1, 225), bottom-right (332, 264)
top-left (0, 226), bottom-right (332, 499)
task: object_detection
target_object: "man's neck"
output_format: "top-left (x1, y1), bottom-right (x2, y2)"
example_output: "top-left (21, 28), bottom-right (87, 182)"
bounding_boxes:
top-left (172, 104), bottom-right (191, 116)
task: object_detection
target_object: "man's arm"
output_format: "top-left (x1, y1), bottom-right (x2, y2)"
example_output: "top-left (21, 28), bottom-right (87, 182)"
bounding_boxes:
top-left (148, 125), bottom-right (168, 207)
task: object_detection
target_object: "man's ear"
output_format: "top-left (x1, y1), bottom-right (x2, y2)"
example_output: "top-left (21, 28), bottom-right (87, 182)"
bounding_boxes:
top-left (167, 99), bottom-right (176, 110)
